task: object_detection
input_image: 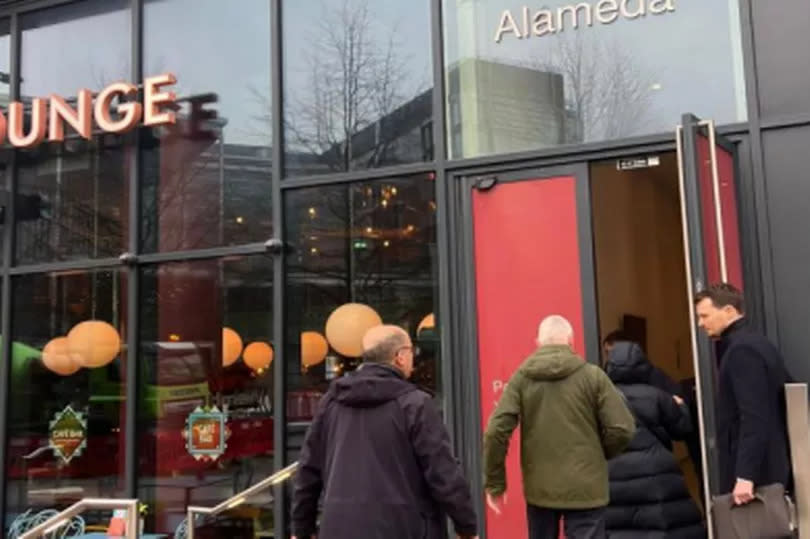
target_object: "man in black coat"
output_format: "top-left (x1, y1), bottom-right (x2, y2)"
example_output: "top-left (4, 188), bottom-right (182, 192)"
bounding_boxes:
top-left (291, 324), bottom-right (478, 539)
top-left (694, 283), bottom-right (792, 505)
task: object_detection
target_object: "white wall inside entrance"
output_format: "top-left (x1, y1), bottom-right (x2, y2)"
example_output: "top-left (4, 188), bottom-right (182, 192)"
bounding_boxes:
top-left (591, 153), bottom-right (693, 383)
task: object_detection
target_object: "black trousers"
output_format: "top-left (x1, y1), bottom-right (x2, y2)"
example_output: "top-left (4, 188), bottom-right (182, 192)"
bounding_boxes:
top-left (527, 504), bottom-right (606, 539)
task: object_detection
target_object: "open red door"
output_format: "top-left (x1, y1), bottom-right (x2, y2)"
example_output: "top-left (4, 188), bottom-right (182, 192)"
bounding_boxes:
top-left (469, 167), bottom-right (596, 538)
top-left (680, 114), bottom-right (744, 291)
top-left (677, 114), bottom-right (745, 535)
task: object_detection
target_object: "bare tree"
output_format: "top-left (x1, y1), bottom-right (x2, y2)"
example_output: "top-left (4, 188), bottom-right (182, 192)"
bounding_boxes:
top-left (285, 0), bottom-right (415, 171)
top-left (528, 33), bottom-right (657, 143)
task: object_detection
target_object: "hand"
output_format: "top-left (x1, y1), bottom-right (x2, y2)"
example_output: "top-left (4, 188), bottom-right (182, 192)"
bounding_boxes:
top-left (486, 491), bottom-right (507, 515)
top-left (733, 478), bottom-right (755, 505)
top-left (673, 394), bottom-right (684, 406)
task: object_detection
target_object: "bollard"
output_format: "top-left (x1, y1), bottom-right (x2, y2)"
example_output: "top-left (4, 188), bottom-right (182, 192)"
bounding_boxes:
top-left (785, 383), bottom-right (809, 537)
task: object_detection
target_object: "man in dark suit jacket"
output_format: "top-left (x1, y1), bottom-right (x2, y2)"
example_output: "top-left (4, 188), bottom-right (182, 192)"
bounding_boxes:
top-left (694, 283), bottom-right (792, 505)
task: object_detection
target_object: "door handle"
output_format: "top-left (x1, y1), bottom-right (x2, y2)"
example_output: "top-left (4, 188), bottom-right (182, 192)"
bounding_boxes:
top-left (698, 119), bottom-right (729, 283)
top-left (473, 176), bottom-right (498, 192)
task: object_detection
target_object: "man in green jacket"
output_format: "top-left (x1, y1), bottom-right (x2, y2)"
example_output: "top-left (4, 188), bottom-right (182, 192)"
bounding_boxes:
top-left (483, 315), bottom-right (635, 538)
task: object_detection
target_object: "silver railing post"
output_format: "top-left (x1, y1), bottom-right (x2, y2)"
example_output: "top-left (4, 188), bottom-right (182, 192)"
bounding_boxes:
top-left (184, 462), bottom-right (299, 539)
top-left (19, 498), bottom-right (139, 539)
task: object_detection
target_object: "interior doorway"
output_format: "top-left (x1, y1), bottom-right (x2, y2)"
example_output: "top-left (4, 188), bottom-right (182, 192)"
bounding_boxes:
top-left (590, 152), bottom-right (704, 507)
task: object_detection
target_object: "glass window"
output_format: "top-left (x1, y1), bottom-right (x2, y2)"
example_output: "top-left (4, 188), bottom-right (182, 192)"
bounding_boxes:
top-left (141, 0), bottom-right (272, 252)
top-left (138, 256), bottom-right (274, 536)
top-left (5, 270), bottom-right (126, 533)
top-left (0, 20), bottom-right (10, 264)
top-left (284, 174), bottom-right (439, 427)
top-left (283, 0), bottom-right (434, 177)
top-left (16, 1), bottom-right (131, 264)
top-left (0, 18), bottom-right (9, 98)
top-left (444, 0), bottom-right (747, 159)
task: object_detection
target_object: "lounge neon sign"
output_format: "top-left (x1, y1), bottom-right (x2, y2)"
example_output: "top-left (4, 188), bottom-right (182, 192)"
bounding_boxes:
top-left (0, 73), bottom-right (177, 148)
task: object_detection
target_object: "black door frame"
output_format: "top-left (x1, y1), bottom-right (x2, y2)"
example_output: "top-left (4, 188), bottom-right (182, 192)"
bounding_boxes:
top-left (677, 113), bottom-right (750, 514)
top-left (443, 134), bottom-right (752, 536)
top-left (446, 161), bottom-right (598, 537)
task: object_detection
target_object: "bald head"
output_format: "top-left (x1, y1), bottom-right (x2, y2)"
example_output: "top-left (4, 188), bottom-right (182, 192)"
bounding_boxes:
top-left (362, 325), bottom-right (414, 378)
top-left (362, 325), bottom-right (407, 353)
top-left (537, 315), bottom-right (574, 346)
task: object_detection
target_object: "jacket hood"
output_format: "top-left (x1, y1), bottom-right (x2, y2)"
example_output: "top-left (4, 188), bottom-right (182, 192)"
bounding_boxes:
top-left (606, 341), bottom-right (653, 385)
top-left (520, 345), bottom-right (585, 380)
top-left (332, 363), bottom-right (416, 407)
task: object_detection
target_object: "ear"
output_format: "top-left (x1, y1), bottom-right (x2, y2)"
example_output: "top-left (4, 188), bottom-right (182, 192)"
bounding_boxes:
top-left (723, 305), bottom-right (739, 317)
top-left (567, 335), bottom-right (574, 347)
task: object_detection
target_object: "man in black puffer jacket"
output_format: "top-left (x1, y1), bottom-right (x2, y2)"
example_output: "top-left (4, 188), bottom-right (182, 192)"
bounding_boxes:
top-left (605, 341), bottom-right (706, 539)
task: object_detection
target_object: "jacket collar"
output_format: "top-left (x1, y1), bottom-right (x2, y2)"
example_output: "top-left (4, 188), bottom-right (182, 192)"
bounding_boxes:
top-left (720, 317), bottom-right (747, 340)
top-left (358, 362), bottom-right (406, 379)
top-left (356, 362), bottom-right (434, 396)
top-left (538, 344), bottom-right (575, 355)
top-left (716, 317), bottom-right (747, 363)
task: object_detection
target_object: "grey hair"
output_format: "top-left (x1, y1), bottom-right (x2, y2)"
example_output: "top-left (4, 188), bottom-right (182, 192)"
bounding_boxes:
top-left (363, 332), bottom-right (409, 364)
top-left (537, 315), bottom-right (574, 345)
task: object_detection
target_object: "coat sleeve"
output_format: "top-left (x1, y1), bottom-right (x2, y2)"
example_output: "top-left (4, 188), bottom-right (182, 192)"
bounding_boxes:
top-left (657, 389), bottom-right (693, 440)
top-left (727, 345), bottom-right (771, 483)
top-left (482, 372), bottom-right (522, 496)
top-left (407, 392), bottom-right (478, 536)
top-left (595, 368), bottom-right (636, 458)
top-left (291, 392), bottom-right (330, 537)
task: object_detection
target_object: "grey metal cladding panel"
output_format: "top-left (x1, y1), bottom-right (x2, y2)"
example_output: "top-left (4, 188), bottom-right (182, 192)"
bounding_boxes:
top-left (762, 125), bottom-right (810, 381)
top-left (752, 0), bottom-right (810, 118)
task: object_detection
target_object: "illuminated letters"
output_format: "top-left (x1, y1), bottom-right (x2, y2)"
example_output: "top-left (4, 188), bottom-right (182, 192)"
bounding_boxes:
top-left (0, 73), bottom-right (177, 147)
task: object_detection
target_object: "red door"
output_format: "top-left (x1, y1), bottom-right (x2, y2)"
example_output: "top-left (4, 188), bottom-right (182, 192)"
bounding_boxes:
top-left (677, 114), bottom-right (745, 524)
top-left (469, 168), bottom-right (596, 538)
top-left (686, 116), bottom-right (744, 290)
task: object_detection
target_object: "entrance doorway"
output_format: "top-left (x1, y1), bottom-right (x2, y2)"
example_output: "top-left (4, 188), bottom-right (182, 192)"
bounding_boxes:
top-left (590, 152), bottom-right (703, 506)
top-left (453, 116), bottom-right (745, 539)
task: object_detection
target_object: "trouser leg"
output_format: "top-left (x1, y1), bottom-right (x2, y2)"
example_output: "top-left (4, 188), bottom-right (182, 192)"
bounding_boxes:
top-left (527, 505), bottom-right (560, 539)
top-left (562, 507), bottom-right (606, 539)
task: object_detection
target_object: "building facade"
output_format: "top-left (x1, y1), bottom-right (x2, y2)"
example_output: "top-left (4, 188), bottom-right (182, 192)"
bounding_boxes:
top-left (0, 0), bottom-right (807, 537)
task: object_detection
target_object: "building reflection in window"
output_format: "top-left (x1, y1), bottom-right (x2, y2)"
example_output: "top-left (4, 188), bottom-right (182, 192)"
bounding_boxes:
top-left (16, 138), bottom-right (129, 265)
top-left (142, 0), bottom-right (272, 253)
top-left (5, 269), bottom-right (127, 532)
top-left (443, 0), bottom-right (747, 159)
top-left (284, 173), bottom-right (439, 430)
top-left (137, 256), bottom-right (274, 536)
top-left (283, 0), bottom-right (434, 176)
top-left (16, 0), bottom-right (130, 264)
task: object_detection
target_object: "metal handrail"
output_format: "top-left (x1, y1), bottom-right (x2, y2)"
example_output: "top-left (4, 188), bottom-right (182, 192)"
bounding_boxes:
top-left (19, 498), bottom-right (139, 539)
top-left (186, 461), bottom-right (299, 539)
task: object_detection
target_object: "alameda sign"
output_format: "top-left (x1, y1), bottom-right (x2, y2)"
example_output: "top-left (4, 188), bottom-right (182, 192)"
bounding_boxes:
top-left (0, 73), bottom-right (177, 148)
top-left (494, 0), bottom-right (676, 43)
